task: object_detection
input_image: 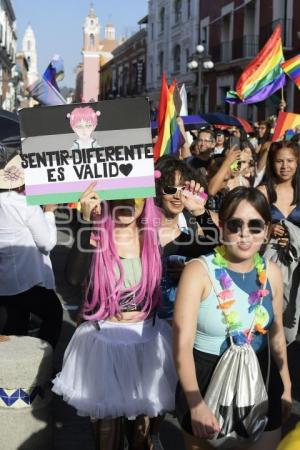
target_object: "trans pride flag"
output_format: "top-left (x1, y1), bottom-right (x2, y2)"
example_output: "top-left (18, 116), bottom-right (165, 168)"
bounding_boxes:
top-left (226, 25), bottom-right (286, 104)
top-left (281, 54), bottom-right (300, 90)
top-left (28, 55), bottom-right (66, 106)
top-left (153, 75), bottom-right (185, 161)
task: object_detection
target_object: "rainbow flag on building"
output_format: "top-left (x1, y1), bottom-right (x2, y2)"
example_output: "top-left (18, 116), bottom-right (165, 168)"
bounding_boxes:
top-left (153, 76), bottom-right (185, 161)
top-left (272, 112), bottom-right (300, 141)
top-left (281, 54), bottom-right (300, 90)
top-left (226, 24), bottom-right (286, 104)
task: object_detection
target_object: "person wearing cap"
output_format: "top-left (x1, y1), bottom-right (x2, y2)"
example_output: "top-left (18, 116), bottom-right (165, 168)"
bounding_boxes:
top-left (0, 143), bottom-right (62, 348)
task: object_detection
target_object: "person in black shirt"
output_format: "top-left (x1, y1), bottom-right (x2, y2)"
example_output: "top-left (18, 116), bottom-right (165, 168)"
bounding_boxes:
top-left (186, 129), bottom-right (215, 177)
top-left (155, 156), bottom-right (219, 320)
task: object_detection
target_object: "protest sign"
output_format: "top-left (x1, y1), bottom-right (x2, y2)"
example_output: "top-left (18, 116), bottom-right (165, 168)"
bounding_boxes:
top-left (19, 98), bottom-right (155, 205)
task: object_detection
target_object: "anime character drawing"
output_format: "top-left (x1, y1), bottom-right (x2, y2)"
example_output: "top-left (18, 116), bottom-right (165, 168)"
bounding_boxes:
top-left (67, 106), bottom-right (101, 149)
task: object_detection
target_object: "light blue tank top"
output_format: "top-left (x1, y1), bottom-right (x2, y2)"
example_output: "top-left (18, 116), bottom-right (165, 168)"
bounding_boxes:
top-left (194, 253), bottom-right (274, 356)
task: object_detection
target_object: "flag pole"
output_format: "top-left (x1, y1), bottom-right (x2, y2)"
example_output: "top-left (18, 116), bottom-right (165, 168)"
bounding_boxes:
top-left (279, 88), bottom-right (286, 112)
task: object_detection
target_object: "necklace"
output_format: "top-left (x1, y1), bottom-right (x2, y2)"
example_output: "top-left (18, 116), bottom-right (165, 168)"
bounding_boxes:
top-left (213, 246), bottom-right (269, 345)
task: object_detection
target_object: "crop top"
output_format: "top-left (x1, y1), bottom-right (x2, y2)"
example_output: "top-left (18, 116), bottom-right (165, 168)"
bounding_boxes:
top-left (271, 204), bottom-right (300, 228)
top-left (194, 253), bottom-right (274, 356)
top-left (65, 222), bottom-right (144, 312)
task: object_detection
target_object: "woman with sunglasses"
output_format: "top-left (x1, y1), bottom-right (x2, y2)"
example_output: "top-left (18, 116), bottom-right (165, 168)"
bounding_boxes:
top-left (52, 183), bottom-right (177, 450)
top-left (155, 156), bottom-right (219, 321)
top-left (174, 187), bottom-right (291, 450)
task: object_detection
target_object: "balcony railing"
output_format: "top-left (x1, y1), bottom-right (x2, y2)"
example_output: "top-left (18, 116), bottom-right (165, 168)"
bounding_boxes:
top-left (243, 35), bottom-right (259, 58)
top-left (220, 42), bottom-right (232, 63)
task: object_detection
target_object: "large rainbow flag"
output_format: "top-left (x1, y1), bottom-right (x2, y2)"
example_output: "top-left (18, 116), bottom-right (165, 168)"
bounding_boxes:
top-left (153, 76), bottom-right (185, 161)
top-left (226, 25), bottom-right (286, 104)
top-left (272, 112), bottom-right (300, 141)
top-left (281, 54), bottom-right (300, 90)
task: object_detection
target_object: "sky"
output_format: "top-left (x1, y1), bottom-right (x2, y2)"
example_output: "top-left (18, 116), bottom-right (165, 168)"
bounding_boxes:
top-left (12, 0), bottom-right (148, 88)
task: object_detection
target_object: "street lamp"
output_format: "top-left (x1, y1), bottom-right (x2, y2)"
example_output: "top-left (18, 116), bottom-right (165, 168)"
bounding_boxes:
top-left (187, 44), bottom-right (214, 114)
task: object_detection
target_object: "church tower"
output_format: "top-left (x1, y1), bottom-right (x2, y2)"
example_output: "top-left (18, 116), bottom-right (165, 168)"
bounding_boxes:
top-left (22, 24), bottom-right (38, 85)
top-left (82, 3), bottom-right (101, 102)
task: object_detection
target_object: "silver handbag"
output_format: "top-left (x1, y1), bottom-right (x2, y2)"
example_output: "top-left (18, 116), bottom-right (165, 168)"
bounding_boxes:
top-left (201, 260), bottom-right (270, 449)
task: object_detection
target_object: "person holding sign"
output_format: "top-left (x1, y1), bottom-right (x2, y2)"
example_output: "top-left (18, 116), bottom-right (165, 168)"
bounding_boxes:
top-left (52, 184), bottom-right (178, 450)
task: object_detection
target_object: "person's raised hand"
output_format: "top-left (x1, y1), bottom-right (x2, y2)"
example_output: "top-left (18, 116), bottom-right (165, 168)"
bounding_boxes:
top-left (80, 181), bottom-right (101, 222)
top-left (44, 204), bottom-right (58, 213)
top-left (181, 180), bottom-right (208, 216)
top-left (225, 145), bottom-right (241, 167)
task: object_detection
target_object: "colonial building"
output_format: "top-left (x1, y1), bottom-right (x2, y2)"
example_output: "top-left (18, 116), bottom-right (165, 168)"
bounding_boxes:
top-left (200, 0), bottom-right (300, 121)
top-left (14, 52), bottom-right (29, 109)
top-left (0, 0), bottom-right (17, 111)
top-left (75, 5), bottom-right (118, 102)
top-left (146, 0), bottom-right (200, 104)
top-left (100, 25), bottom-right (147, 100)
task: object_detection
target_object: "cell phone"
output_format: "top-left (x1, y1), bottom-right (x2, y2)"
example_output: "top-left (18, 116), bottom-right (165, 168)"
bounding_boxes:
top-left (229, 136), bottom-right (241, 149)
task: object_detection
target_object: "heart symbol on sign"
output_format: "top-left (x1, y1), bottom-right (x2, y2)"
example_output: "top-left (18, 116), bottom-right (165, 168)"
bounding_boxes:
top-left (119, 164), bottom-right (133, 176)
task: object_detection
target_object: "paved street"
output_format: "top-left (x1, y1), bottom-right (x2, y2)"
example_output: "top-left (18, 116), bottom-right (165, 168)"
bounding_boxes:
top-left (50, 215), bottom-right (300, 450)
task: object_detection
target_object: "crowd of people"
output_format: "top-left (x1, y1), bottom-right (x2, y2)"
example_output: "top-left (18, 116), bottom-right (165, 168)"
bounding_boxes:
top-left (0, 111), bottom-right (299, 450)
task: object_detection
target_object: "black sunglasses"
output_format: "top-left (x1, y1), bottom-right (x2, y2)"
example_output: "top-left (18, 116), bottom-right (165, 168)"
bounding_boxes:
top-left (226, 218), bottom-right (266, 234)
top-left (162, 186), bottom-right (186, 195)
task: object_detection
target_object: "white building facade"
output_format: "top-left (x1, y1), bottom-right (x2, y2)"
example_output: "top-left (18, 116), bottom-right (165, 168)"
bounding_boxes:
top-left (0, 0), bottom-right (17, 111)
top-left (146, 0), bottom-right (199, 104)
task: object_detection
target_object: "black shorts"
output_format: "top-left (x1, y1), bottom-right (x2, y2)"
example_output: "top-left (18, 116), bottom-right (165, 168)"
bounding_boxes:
top-left (175, 347), bottom-right (283, 435)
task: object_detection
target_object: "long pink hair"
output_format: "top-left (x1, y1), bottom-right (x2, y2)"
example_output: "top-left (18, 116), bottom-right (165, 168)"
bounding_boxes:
top-left (83, 198), bottom-right (162, 320)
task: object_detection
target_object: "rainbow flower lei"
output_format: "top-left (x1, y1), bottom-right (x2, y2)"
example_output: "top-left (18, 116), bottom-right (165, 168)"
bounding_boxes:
top-left (213, 246), bottom-right (269, 346)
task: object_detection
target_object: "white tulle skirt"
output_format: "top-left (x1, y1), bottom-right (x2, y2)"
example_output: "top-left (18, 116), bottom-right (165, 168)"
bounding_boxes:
top-left (52, 317), bottom-right (177, 419)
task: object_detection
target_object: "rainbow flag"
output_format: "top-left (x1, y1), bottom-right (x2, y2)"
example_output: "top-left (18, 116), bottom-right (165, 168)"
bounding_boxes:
top-left (281, 54), bottom-right (300, 89)
top-left (153, 77), bottom-right (185, 161)
top-left (226, 25), bottom-right (286, 104)
top-left (272, 112), bottom-right (300, 141)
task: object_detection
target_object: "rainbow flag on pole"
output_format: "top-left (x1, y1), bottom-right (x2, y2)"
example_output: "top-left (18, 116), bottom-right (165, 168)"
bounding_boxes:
top-left (226, 25), bottom-right (286, 104)
top-left (153, 76), bottom-right (185, 161)
top-left (272, 112), bottom-right (300, 141)
top-left (281, 54), bottom-right (300, 89)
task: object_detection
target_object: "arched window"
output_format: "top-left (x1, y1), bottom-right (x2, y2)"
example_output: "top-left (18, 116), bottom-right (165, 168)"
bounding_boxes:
top-left (89, 34), bottom-right (95, 48)
top-left (160, 7), bottom-right (165, 33)
top-left (158, 51), bottom-right (164, 75)
top-left (174, 0), bottom-right (182, 24)
top-left (173, 45), bottom-right (181, 72)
